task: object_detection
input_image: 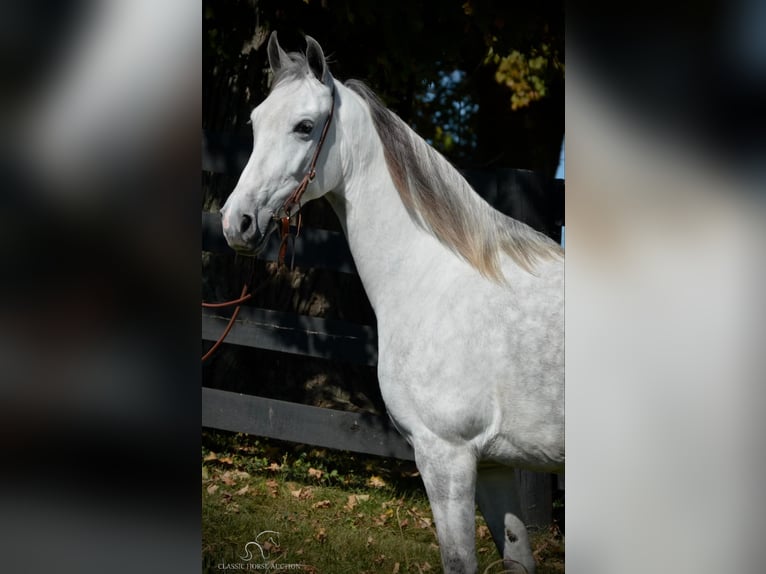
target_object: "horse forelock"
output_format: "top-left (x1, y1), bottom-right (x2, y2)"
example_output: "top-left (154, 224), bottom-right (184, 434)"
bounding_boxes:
top-left (270, 52), bottom-right (312, 90)
top-left (345, 80), bottom-right (563, 281)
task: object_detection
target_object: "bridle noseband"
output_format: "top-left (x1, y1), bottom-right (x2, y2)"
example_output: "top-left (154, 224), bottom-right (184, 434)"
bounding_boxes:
top-left (274, 85), bottom-right (336, 267)
top-left (202, 84), bottom-right (336, 362)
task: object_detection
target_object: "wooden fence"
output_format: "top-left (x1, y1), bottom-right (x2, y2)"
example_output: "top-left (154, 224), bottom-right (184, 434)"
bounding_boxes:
top-left (202, 131), bottom-right (564, 527)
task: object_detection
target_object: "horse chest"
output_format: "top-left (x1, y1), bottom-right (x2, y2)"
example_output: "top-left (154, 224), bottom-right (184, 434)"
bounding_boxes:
top-left (374, 291), bottom-right (509, 443)
top-left (373, 271), bottom-right (562, 458)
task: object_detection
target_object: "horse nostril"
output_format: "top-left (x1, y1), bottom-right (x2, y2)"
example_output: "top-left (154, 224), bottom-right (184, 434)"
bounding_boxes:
top-left (240, 214), bottom-right (253, 234)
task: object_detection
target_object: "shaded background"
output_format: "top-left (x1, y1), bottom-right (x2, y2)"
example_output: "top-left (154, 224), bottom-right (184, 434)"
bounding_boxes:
top-left (203, 0), bottom-right (564, 173)
top-left (201, 0), bottom-right (565, 417)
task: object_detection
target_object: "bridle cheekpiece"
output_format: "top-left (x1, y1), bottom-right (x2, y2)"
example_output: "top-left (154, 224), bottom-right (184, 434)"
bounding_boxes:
top-left (274, 85), bottom-right (336, 267)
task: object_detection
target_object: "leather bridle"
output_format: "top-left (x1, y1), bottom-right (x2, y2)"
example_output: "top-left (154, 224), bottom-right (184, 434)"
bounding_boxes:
top-left (202, 85), bottom-right (336, 362)
top-left (274, 85), bottom-right (336, 267)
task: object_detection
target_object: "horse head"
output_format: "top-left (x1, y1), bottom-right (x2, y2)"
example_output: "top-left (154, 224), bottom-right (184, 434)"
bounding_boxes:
top-left (221, 33), bottom-right (340, 254)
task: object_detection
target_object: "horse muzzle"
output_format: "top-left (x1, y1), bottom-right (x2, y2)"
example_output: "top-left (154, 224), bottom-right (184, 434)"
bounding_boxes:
top-left (219, 204), bottom-right (273, 255)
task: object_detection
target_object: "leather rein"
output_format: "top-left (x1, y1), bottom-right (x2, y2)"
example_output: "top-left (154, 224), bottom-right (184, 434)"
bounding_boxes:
top-left (202, 86), bottom-right (336, 362)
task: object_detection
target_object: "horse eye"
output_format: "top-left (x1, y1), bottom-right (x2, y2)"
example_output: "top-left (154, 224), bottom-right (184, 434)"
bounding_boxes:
top-left (294, 120), bottom-right (314, 135)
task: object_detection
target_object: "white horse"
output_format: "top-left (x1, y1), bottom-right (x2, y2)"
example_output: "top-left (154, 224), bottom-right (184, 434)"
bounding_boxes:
top-left (221, 33), bottom-right (564, 574)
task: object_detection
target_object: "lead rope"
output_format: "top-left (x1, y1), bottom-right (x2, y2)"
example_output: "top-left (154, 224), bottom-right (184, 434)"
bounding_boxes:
top-left (203, 86), bottom-right (335, 361)
top-left (277, 209), bottom-right (303, 270)
top-left (201, 258), bottom-right (257, 362)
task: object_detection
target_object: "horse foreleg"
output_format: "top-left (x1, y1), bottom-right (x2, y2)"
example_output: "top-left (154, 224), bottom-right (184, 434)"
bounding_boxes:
top-left (476, 465), bottom-right (535, 574)
top-left (415, 442), bottom-right (478, 574)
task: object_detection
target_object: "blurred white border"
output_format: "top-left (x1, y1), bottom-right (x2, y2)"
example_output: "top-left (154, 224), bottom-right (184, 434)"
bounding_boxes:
top-left (566, 46), bottom-right (765, 573)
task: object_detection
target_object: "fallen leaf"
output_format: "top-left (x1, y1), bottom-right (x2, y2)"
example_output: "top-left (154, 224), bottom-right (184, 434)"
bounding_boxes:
top-left (345, 494), bottom-right (358, 511)
top-left (398, 518), bottom-right (409, 529)
top-left (204, 452), bottom-right (217, 462)
top-left (291, 487), bottom-right (314, 500)
top-left (235, 485), bottom-right (250, 496)
top-left (265, 479), bottom-right (279, 498)
top-left (357, 494), bottom-right (370, 502)
top-left (419, 561), bottom-right (432, 571)
top-left (392, 562), bottom-right (400, 574)
top-left (314, 527), bottom-right (327, 543)
top-left (220, 471), bottom-right (236, 486)
top-left (477, 524), bottom-right (491, 539)
top-left (367, 475), bottom-right (387, 489)
top-left (206, 484), bottom-right (219, 495)
top-left (268, 462), bottom-right (281, 472)
top-left (312, 499), bottom-right (331, 509)
top-left (367, 536), bottom-right (375, 547)
top-left (308, 468), bottom-right (323, 480)
top-left (261, 540), bottom-right (279, 554)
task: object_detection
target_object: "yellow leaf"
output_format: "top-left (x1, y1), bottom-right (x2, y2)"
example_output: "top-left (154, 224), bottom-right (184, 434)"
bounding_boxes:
top-left (203, 451), bottom-right (217, 461)
top-left (367, 475), bottom-right (386, 489)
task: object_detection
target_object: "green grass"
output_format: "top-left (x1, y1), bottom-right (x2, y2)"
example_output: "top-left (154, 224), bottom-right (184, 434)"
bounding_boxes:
top-left (202, 431), bottom-right (563, 573)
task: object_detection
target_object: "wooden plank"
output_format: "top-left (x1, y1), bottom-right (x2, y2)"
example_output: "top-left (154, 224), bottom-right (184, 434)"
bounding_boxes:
top-left (516, 470), bottom-right (553, 528)
top-left (202, 130), bottom-right (251, 175)
top-left (202, 387), bottom-right (414, 461)
top-left (202, 211), bottom-right (357, 274)
top-left (202, 306), bottom-right (378, 366)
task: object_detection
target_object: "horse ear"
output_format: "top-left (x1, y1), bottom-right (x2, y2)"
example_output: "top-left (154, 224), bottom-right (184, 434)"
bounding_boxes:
top-left (305, 36), bottom-right (329, 85)
top-left (267, 31), bottom-right (289, 74)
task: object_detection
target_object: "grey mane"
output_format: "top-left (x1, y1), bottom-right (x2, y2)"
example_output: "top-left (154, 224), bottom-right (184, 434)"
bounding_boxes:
top-left (345, 79), bottom-right (563, 280)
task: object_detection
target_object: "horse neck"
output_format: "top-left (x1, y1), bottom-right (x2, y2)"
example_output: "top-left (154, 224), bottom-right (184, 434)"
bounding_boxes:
top-left (325, 83), bottom-right (443, 313)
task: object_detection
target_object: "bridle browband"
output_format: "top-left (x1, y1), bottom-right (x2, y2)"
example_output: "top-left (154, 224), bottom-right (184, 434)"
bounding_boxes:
top-left (202, 83), bottom-right (336, 362)
top-left (274, 84), bottom-right (336, 267)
